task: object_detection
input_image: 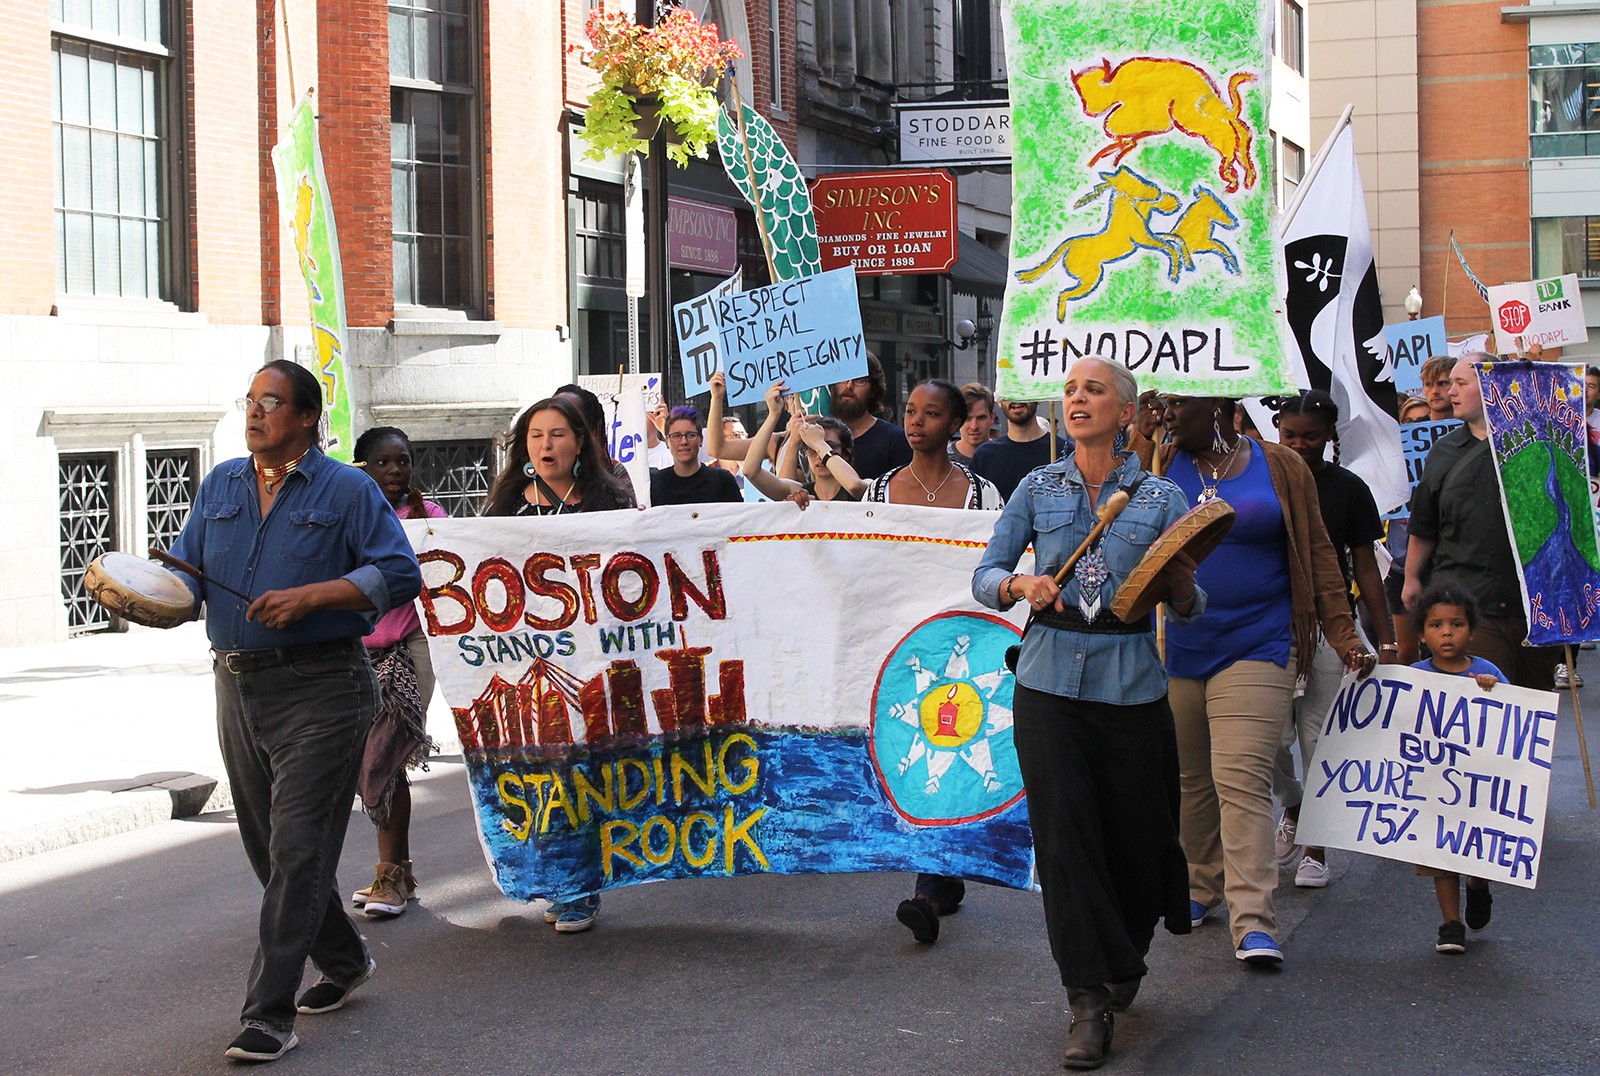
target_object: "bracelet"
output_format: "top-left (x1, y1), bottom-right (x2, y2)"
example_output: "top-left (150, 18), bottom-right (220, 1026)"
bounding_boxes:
top-left (1002, 576), bottom-right (1017, 604)
top-left (1379, 643), bottom-right (1399, 651)
top-left (819, 450), bottom-right (837, 468)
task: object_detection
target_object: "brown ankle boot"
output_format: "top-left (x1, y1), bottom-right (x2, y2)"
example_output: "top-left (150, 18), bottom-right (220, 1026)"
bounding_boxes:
top-left (1062, 986), bottom-right (1113, 1069)
top-left (1105, 974), bottom-right (1142, 1014)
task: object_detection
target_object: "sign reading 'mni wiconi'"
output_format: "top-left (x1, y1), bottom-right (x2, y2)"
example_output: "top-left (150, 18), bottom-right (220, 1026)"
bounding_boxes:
top-left (407, 504), bottom-right (1034, 902)
top-left (1296, 666), bottom-right (1558, 888)
top-left (1488, 273), bottom-right (1589, 355)
top-left (997, 0), bottom-right (1292, 400)
top-left (672, 266), bottom-right (867, 408)
top-left (895, 99), bottom-right (1012, 165)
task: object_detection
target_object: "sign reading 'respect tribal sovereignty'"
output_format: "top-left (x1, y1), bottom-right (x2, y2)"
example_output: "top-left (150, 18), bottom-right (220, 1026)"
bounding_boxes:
top-left (1296, 667), bottom-right (1558, 887)
top-left (408, 504), bottom-right (1034, 902)
top-left (672, 266), bottom-right (866, 407)
top-left (998, 0), bottom-right (1292, 400)
top-left (811, 169), bottom-right (959, 276)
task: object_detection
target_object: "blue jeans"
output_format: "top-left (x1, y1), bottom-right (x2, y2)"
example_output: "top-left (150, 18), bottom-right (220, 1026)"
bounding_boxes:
top-left (215, 640), bottom-right (376, 1033)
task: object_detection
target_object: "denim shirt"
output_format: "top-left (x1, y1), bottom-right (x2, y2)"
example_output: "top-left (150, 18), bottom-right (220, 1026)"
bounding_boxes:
top-left (972, 454), bottom-right (1206, 704)
top-left (170, 448), bottom-right (422, 651)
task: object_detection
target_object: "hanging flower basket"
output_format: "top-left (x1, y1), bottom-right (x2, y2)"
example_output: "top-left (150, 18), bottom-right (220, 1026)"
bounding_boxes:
top-left (571, 8), bottom-right (742, 168)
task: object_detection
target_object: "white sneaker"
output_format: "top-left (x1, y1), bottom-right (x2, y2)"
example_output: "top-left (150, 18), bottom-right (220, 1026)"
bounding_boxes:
top-left (1275, 814), bottom-right (1301, 868)
top-left (1294, 855), bottom-right (1329, 888)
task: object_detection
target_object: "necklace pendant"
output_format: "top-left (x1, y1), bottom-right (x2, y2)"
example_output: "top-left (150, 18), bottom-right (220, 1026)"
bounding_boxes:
top-left (927, 492), bottom-right (937, 502)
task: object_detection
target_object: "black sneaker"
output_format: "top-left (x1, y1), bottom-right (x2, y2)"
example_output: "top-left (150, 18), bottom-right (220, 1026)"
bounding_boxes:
top-left (896, 897), bottom-right (939, 943)
top-left (1436, 920), bottom-right (1467, 954)
top-left (296, 957), bottom-right (375, 1014)
top-left (224, 1028), bottom-right (298, 1062)
top-left (1465, 882), bottom-right (1493, 931)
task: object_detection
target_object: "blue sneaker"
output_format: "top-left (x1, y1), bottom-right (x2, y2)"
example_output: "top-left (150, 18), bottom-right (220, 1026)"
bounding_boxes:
top-left (542, 900), bottom-right (568, 924)
top-left (1190, 900), bottom-right (1216, 928)
top-left (554, 893), bottom-right (600, 933)
top-left (1235, 931), bottom-right (1283, 964)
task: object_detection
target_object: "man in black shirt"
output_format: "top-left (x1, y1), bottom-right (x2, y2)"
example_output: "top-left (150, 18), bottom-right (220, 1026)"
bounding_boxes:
top-left (830, 352), bottom-right (911, 480)
top-left (971, 399), bottom-right (1071, 501)
top-left (649, 406), bottom-right (743, 506)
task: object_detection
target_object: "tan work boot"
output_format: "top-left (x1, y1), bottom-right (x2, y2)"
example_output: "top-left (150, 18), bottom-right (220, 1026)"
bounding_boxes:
top-left (360, 861), bottom-right (416, 918)
top-left (352, 859), bottom-right (415, 906)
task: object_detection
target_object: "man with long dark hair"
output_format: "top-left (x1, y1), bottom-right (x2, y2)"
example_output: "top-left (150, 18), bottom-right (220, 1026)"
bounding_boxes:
top-left (170, 360), bottom-right (421, 1063)
top-left (829, 352), bottom-right (912, 480)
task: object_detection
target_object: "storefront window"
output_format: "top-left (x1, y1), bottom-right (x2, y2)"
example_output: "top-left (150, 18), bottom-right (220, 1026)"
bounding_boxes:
top-left (1530, 44), bottom-right (1600, 158)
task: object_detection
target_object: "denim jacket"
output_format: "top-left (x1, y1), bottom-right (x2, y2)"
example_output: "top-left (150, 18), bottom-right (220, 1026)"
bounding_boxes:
top-left (973, 453), bottom-right (1206, 704)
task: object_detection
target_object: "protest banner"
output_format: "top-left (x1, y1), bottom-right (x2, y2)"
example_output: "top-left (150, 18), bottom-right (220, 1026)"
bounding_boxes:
top-left (1488, 274), bottom-right (1589, 354)
top-left (271, 92), bottom-right (353, 460)
top-left (1387, 316), bottom-right (1448, 394)
top-left (576, 373), bottom-right (661, 505)
top-left (673, 267), bottom-right (866, 408)
top-left (1382, 418), bottom-right (1461, 521)
top-left (996, 0), bottom-right (1292, 400)
top-left (717, 103), bottom-right (822, 281)
top-left (1296, 666), bottom-right (1558, 887)
top-left (409, 503), bottom-right (1034, 901)
top-left (1478, 360), bottom-right (1600, 644)
top-left (673, 270), bottom-right (744, 397)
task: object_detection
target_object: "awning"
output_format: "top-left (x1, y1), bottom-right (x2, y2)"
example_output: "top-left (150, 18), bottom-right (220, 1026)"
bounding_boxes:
top-left (950, 232), bottom-right (1010, 299)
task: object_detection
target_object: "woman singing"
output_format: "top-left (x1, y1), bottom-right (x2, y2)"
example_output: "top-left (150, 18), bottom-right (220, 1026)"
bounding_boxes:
top-left (973, 358), bottom-right (1202, 1070)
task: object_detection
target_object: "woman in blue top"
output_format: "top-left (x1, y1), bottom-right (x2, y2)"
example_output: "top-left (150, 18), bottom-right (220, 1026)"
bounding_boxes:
top-left (1158, 396), bottom-right (1374, 969)
top-left (974, 357), bottom-right (1203, 1070)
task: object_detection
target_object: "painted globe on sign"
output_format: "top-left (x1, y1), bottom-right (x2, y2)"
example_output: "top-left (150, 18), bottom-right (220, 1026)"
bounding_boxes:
top-left (869, 611), bottom-right (1024, 826)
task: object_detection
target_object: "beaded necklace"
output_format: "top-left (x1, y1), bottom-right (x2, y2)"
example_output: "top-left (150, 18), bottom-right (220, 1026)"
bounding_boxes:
top-left (255, 449), bottom-right (309, 495)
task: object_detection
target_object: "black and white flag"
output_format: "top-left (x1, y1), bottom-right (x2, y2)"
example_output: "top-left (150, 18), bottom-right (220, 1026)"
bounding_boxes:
top-left (1279, 123), bottom-right (1409, 514)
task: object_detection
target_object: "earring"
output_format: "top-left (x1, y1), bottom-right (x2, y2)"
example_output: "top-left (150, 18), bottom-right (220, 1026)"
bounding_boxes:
top-left (1211, 407), bottom-right (1227, 454)
top-left (573, 457), bottom-right (583, 479)
top-left (522, 462), bottom-right (536, 478)
top-left (1113, 426), bottom-right (1128, 455)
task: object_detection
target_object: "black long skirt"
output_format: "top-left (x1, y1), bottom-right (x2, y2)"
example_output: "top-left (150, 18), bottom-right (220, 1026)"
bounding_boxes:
top-left (1012, 683), bottom-right (1191, 988)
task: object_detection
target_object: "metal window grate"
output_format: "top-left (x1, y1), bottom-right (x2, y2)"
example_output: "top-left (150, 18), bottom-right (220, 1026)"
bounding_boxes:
top-left (414, 439), bottom-right (494, 517)
top-left (146, 448), bottom-right (197, 552)
top-left (60, 452), bottom-right (118, 634)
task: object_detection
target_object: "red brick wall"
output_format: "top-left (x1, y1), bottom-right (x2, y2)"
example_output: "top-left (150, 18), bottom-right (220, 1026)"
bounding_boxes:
top-left (0, 1), bottom-right (58, 315)
top-left (316, 0), bottom-right (392, 327)
top-left (189, 2), bottom-right (262, 322)
top-left (1418, 0), bottom-right (1529, 337)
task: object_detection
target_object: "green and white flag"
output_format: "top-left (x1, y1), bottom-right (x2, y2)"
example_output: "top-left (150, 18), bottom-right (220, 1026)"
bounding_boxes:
top-left (271, 92), bottom-right (354, 460)
top-left (998, 0), bottom-right (1293, 399)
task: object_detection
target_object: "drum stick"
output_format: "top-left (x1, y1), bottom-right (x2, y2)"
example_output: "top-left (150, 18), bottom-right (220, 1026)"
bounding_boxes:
top-left (1052, 489), bottom-right (1131, 585)
top-left (148, 548), bottom-right (253, 603)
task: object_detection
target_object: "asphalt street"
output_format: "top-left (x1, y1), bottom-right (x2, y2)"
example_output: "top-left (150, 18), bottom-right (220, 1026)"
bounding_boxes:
top-left (4, 713), bottom-right (1599, 1075)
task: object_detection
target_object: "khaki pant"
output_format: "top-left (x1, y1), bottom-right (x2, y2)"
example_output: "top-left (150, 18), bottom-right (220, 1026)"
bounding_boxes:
top-left (1171, 659), bottom-right (1297, 945)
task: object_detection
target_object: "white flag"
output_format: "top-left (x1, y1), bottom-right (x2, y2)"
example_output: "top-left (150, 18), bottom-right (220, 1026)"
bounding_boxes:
top-left (1280, 124), bottom-right (1409, 514)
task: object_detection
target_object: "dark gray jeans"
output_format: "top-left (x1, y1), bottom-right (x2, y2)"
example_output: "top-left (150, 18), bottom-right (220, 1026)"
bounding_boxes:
top-left (215, 639), bottom-right (376, 1033)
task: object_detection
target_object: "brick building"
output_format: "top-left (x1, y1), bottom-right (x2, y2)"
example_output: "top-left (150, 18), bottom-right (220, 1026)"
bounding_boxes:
top-left (2, 0), bottom-right (801, 646)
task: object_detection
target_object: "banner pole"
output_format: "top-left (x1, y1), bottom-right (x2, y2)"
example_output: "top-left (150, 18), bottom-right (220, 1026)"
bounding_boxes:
top-left (1048, 402), bottom-right (1059, 463)
top-left (1442, 229), bottom-right (1452, 329)
top-left (278, 0), bottom-right (298, 103)
top-left (729, 80), bottom-right (780, 284)
top-left (1277, 103), bottom-right (1355, 234)
top-left (1564, 644), bottom-right (1597, 809)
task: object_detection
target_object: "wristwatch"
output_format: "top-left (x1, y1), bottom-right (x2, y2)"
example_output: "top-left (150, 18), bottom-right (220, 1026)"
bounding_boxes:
top-left (819, 450), bottom-right (838, 468)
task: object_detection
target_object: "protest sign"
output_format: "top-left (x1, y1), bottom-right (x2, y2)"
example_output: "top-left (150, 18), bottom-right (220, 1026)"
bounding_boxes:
top-left (996, 0), bottom-right (1292, 400)
top-left (271, 93), bottom-right (353, 459)
top-left (1478, 360), bottom-right (1600, 644)
top-left (1296, 666), bottom-right (1558, 887)
top-left (673, 267), bottom-right (866, 408)
top-left (1387, 316), bottom-right (1448, 394)
top-left (576, 373), bottom-right (661, 503)
top-left (409, 503), bottom-right (1034, 901)
top-left (1488, 274), bottom-right (1589, 354)
top-left (673, 270), bottom-right (743, 397)
top-left (1383, 418), bottom-right (1461, 521)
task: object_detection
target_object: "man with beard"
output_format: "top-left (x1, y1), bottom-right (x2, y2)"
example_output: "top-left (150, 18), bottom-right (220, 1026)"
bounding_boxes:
top-left (829, 352), bottom-right (912, 480)
top-left (971, 398), bottom-right (1072, 501)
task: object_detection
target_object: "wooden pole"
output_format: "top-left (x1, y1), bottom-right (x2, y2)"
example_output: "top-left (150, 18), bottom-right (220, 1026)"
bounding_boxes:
top-left (1442, 229), bottom-right (1452, 331)
top-left (1048, 402), bottom-right (1059, 463)
top-left (1152, 426), bottom-right (1167, 662)
top-left (278, 0), bottom-right (298, 102)
top-left (1565, 644), bottom-right (1597, 809)
top-left (728, 80), bottom-right (779, 283)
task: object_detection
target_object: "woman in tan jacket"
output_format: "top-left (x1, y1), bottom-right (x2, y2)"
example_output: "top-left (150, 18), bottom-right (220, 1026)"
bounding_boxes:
top-left (1158, 396), bottom-right (1375, 966)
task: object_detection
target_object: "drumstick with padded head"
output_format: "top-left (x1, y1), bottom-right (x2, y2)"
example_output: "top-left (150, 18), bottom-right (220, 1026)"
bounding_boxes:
top-left (148, 548), bottom-right (253, 602)
top-left (1051, 488), bottom-right (1131, 585)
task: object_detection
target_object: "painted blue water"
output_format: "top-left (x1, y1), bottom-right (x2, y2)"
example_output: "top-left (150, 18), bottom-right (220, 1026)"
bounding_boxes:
top-left (463, 727), bottom-right (1035, 903)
